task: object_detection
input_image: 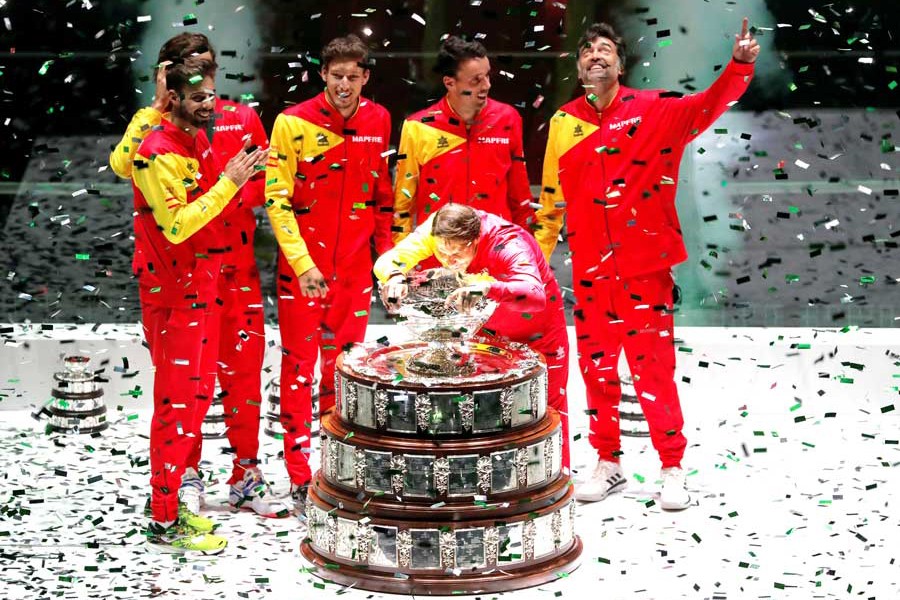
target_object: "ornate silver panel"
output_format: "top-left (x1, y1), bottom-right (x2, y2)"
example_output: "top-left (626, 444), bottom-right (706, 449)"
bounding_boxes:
top-left (403, 454), bottom-right (434, 497)
top-left (370, 525), bottom-right (398, 567)
top-left (439, 530), bottom-right (456, 569)
top-left (483, 526), bottom-right (499, 567)
top-left (490, 450), bottom-right (518, 493)
top-left (476, 456), bottom-right (492, 494)
top-left (335, 517), bottom-right (356, 559)
top-left (497, 523), bottom-right (524, 564)
top-left (327, 438), bottom-right (339, 481)
top-left (455, 528), bottom-right (485, 569)
top-left (336, 442), bottom-right (356, 487)
top-left (543, 435), bottom-right (555, 482)
top-left (414, 395), bottom-right (432, 432)
top-left (364, 451), bottom-right (392, 492)
top-left (397, 529), bottom-right (412, 568)
top-left (324, 515), bottom-right (337, 555)
top-left (499, 387), bottom-right (514, 426)
top-left (551, 510), bottom-right (563, 550)
top-left (515, 447), bottom-right (528, 487)
top-left (355, 521), bottom-right (373, 563)
top-left (374, 388), bottom-right (389, 428)
top-left (433, 457), bottom-right (450, 495)
top-left (458, 393), bottom-right (475, 433)
top-left (354, 448), bottom-right (367, 488)
top-left (533, 514), bottom-right (555, 558)
top-left (389, 454), bottom-right (407, 495)
top-left (410, 529), bottom-right (441, 569)
top-left (522, 520), bottom-right (536, 561)
top-left (447, 454), bottom-right (479, 497)
top-left (526, 442), bottom-right (547, 487)
top-left (343, 375), bottom-right (358, 421)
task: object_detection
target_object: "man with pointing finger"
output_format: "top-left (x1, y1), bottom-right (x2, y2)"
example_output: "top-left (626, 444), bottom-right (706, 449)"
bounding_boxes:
top-left (536, 19), bottom-right (760, 510)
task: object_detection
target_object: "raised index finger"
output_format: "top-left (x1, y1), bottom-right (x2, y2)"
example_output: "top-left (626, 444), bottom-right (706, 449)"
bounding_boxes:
top-left (740, 17), bottom-right (749, 38)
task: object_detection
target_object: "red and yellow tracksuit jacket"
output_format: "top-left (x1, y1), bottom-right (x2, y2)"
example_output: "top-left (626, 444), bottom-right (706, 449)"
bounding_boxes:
top-left (392, 96), bottom-right (537, 243)
top-left (130, 119), bottom-right (239, 308)
top-left (265, 92), bottom-right (393, 278)
top-left (536, 59), bottom-right (755, 278)
top-left (110, 98), bottom-right (267, 271)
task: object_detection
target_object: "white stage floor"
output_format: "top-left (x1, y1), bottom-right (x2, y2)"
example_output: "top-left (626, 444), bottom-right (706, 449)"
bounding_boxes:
top-left (1, 324), bottom-right (898, 599)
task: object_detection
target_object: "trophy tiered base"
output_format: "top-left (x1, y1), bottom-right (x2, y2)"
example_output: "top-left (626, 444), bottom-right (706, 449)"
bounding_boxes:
top-left (300, 340), bottom-right (581, 594)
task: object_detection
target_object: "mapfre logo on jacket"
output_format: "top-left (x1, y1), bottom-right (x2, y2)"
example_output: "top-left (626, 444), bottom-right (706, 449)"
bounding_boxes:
top-left (477, 136), bottom-right (510, 145)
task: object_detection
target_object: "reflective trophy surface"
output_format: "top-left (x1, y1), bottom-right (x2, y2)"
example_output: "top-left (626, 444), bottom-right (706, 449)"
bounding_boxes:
top-left (300, 269), bottom-right (581, 594)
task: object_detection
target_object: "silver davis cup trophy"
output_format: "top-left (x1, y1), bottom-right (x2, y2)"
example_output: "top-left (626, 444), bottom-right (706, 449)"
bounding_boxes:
top-left (39, 355), bottom-right (109, 434)
top-left (300, 269), bottom-right (582, 594)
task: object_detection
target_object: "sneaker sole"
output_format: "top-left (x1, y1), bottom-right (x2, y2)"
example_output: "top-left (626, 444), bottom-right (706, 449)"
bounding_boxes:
top-left (575, 478), bottom-right (626, 502)
top-left (146, 541), bottom-right (226, 556)
top-left (659, 495), bottom-right (692, 511)
top-left (228, 500), bottom-right (291, 519)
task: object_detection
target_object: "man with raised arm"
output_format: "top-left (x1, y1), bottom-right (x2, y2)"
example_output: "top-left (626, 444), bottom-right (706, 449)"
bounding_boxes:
top-left (536, 19), bottom-right (760, 510)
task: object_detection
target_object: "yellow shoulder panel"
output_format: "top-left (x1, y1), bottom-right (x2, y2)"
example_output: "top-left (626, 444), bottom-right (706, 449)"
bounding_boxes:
top-left (551, 111), bottom-right (598, 158)
top-left (403, 119), bottom-right (466, 165)
top-left (281, 114), bottom-right (345, 162)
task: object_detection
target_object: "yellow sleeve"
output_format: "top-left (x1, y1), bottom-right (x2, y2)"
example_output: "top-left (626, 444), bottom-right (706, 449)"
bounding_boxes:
top-left (264, 113), bottom-right (316, 277)
top-left (534, 115), bottom-right (567, 261)
top-left (374, 214), bottom-right (437, 282)
top-left (109, 107), bottom-right (164, 179)
top-left (132, 152), bottom-right (238, 244)
top-left (391, 119), bottom-right (420, 245)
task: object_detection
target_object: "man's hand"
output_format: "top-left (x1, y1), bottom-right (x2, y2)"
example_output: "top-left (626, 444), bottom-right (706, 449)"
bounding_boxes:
top-left (298, 266), bottom-right (329, 298)
top-left (445, 282), bottom-right (491, 314)
top-left (380, 273), bottom-right (408, 313)
top-left (150, 61), bottom-right (172, 113)
top-left (732, 17), bottom-right (760, 64)
top-left (223, 141), bottom-right (268, 188)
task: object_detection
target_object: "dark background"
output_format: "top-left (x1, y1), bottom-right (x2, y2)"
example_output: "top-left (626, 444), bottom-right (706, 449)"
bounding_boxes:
top-left (0, 0), bottom-right (897, 326)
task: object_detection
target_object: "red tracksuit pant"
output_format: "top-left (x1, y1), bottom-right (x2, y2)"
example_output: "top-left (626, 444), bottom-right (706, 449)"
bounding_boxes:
top-left (574, 269), bottom-right (686, 469)
top-left (188, 265), bottom-right (266, 484)
top-left (481, 303), bottom-right (571, 470)
top-left (142, 302), bottom-right (217, 523)
top-left (277, 253), bottom-right (372, 486)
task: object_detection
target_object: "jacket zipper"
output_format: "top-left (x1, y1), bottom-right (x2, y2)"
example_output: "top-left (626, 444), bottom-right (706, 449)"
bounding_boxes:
top-left (596, 110), bottom-right (620, 278)
top-left (332, 112), bottom-right (347, 280)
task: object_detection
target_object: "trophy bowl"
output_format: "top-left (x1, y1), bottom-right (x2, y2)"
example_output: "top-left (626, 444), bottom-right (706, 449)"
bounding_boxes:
top-left (392, 269), bottom-right (497, 376)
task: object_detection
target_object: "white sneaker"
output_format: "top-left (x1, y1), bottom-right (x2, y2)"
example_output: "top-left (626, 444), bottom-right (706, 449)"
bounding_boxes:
top-left (228, 468), bottom-right (291, 519)
top-left (659, 467), bottom-right (691, 511)
top-left (575, 460), bottom-right (626, 502)
top-left (178, 467), bottom-right (205, 516)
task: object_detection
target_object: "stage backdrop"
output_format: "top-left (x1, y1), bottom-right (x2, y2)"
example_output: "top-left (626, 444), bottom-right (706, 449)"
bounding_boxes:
top-left (0, 0), bottom-right (896, 327)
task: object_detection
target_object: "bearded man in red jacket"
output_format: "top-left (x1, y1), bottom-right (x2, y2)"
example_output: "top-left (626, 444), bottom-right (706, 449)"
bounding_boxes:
top-left (536, 19), bottom-right (760, 510)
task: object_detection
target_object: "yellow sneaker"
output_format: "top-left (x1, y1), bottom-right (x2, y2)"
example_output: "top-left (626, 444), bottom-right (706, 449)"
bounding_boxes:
top-left (147, 521), bottom-right (227, 555)
top-left (178, 502), bottom-right (218, 533)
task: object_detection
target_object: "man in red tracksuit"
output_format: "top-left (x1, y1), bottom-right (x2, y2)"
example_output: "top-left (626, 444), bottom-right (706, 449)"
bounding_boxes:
top-left (130, 57), bottom-right (267, 552)
top-left (375, 204), bottom-right (571, 468)
top-left (264, 35), bottom-right (393, 512)
top-left (537, 19), bottom-right (760, 510)
top-left (392, 36), bottom-right (541, 245)
top-left (110, 33), bottom-right (288, 520)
